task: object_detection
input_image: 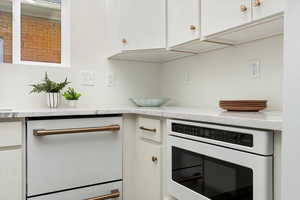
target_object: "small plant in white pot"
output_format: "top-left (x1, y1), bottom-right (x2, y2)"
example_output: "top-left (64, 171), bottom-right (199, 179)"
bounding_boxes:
top-left (63, 87), bottom-right (82, 108)
top-left (30, 73), bottom-right (70, 109)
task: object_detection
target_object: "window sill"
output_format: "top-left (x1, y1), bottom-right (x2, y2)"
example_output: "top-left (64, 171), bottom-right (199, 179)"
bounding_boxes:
top-left (16, 61), bottom-right (70, 68)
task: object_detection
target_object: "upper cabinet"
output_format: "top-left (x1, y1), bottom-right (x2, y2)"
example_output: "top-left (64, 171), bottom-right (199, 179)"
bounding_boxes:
top-left (120, 0), bottom-right (166, 51)
top-left (202, 0), bottom-right (252, 36)
top-left (167, 0), bottom-right (201, 47)
top-left (252, 0), bottom-right (285, 21)
top-left (167, 0), bottom-right (229, 53)
top-left (202, 0), bottom-right (284, 45)
top-left (108, 0), bottom-right (192, 63)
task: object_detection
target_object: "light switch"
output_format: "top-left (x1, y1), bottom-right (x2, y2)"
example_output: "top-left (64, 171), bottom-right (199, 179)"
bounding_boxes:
top-left (80, 70), bottom-right (96, 86)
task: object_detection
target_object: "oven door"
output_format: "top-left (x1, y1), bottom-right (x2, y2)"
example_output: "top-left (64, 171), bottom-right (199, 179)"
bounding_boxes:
top-left (168, 136), bottom-right (273, 200)
top-left (27, 116), bottom-right (122, 197)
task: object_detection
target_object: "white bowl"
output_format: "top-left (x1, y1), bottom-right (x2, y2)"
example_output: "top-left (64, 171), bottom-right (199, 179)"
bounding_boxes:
top-left (130, 98), bottom-right (170, 107)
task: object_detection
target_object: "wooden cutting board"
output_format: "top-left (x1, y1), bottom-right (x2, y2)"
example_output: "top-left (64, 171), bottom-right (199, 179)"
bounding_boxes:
top-left (219, 100), bottom-right (267, 112)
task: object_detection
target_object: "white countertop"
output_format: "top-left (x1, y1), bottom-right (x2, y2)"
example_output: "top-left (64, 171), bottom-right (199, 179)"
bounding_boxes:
top-left (0, 106), bottom-right (282, 131)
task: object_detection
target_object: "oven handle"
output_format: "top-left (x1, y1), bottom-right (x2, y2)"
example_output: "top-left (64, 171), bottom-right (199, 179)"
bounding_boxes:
top-left (85, 189), bottom-right (120, 200)
top-left (33, 125), bottom-right (120, 136)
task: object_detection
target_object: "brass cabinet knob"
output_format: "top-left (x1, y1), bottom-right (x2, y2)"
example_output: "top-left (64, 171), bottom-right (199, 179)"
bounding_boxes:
top-left (240, 5), bottom-right (248, 12)
top-left (254, 0), bottom-right (261, 7)
top-left (122, 38), bottom-right (127, 44)
top-left (152, 156), bottom-right (158, 163)
top-left (190, 25), bottom-right (197, 30)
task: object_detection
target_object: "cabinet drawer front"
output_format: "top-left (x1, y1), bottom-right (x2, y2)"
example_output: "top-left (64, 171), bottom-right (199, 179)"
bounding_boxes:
top-left (138, 117), bottom-right (162, 143)
top-left (0, 121), bottom-right (22, 147)
top-left (27, 117), bottom-right (123, 196)
top-left (28, 181), bottom-right (122, 200)
top-left (0, 149), bottom-right (22, 200)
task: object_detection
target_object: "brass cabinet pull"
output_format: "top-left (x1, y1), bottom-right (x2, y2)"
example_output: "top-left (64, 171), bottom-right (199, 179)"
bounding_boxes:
top-left (85, 189), bottom-right (120, 200)
top-left (254, 0), bottom-right (261, 7)
top-left (190, 25), bottom-right (197, 30)
top-left (240, 5), bottom-right (248, 12)
top-left (152, 156), bottom-right (158, 163)
top-left (139, 126), bottom-right (157, 133)
top-left (34, 125), bottom-right (120, 136)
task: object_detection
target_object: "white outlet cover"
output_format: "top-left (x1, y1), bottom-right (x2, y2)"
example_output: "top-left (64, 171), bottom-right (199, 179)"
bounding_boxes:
top-left (250, 60), bottom-right (261, 79)
top-left (105, 72), bottom-right (115, 87)
top-left (80, 70), bottom-right (96, 86)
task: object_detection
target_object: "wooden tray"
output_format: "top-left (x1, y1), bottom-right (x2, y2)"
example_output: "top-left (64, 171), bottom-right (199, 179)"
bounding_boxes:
top-left (219, 100), bottom-right (267, 112)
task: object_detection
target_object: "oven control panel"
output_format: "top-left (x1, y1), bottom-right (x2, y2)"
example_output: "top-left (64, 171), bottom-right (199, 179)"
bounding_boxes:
top-left (171, 123), bottom-right (253, 147)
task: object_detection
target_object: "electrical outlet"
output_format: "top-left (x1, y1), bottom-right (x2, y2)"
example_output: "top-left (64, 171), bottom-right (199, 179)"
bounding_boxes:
top-left (80, 70), bottom-right (96, 86)
top-left (105, 72), bottom-right (115, 87)
top-left (250, 60), bottom-right (261, 79)
top-left (184, 72), bottom-right (191, 85)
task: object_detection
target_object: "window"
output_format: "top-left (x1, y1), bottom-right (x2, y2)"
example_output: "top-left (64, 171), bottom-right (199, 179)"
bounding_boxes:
top-left (0, 0), bottom-right (70, 67)
top-left (0, 0), bottom-right (13, 63)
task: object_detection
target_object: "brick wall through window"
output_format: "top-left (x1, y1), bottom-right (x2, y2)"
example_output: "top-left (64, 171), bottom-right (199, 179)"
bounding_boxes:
top-left (0, 11), bottom-right (61, 64)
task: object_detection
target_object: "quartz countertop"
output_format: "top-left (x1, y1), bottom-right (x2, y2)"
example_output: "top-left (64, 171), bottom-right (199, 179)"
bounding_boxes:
top-left (0, 106), bottom-right (282, 131)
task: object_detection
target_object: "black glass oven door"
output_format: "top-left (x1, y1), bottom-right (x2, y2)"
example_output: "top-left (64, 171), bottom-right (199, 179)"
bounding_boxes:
top-left (172, 147), bottom-right (253, 200)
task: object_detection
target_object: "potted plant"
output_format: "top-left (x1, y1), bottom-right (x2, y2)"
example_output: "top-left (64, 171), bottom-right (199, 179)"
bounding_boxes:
top-left (63, 87), bottom-right (82, 108)
top-left (30, 72), bottom-right (70, 108)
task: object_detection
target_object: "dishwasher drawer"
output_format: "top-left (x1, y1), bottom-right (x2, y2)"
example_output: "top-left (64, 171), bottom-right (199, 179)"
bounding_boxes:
top-left (27, 116), bottom-right (123, 197)
top-left (28, 181), bottom-right (122, 200)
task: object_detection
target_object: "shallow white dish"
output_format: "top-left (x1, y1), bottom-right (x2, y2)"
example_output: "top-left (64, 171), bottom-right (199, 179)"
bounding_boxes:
top-left (130, 98), bottom-right (170, 107)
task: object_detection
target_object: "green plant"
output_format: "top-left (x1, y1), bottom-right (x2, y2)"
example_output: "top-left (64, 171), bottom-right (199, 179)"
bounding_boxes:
top-left (30, 72), bottom-right (70, 93)
top-left (63, 87), bottom-right (82, 100)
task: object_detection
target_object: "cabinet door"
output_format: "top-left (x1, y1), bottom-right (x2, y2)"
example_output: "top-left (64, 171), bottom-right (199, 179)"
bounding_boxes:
top-left (106, 0), bottom-right (122, 56)
top-left (252, 0), bottom-right (285, 21)
top-left (135, 140), bottom-right (161, 200)
top-left (120, 0), bottom-right (166, 51)
top-left (0, 149), bottom-right (22, 200)
top-left (202, 0), bottom-right (252, 36)
top-left (167, 0), bottom-right (200, 48)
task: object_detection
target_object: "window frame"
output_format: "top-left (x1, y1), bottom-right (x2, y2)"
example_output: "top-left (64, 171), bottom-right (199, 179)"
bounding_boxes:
top-left (11, 0), bottom-right (70, 67)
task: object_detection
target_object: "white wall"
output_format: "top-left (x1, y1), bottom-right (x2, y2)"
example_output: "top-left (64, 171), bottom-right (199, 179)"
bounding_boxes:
top-left (161, 36), bottom-right (283, 111)
top-left (0, 0), bottom-right (161, 109)
top-left (282, 1), bottom-right (300, 199)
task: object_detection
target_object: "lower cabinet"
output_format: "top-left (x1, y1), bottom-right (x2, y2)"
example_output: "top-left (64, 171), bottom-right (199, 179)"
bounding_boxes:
top-left (0, 121), bottom-right (23, 200)
top-left (135, 139), bottom-right (162, 200)
top-left (0, 149), bottom-right (22, 200)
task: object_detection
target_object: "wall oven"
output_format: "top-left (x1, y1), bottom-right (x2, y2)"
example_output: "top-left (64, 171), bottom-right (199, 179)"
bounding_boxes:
top-left (26, 115), bottom-right (123, 200)
top-left (167, 119), bottom-right (273, 200)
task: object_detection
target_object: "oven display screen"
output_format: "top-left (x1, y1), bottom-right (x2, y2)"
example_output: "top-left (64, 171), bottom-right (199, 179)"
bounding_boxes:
top-left (172, 147), bottom-right (253, 200)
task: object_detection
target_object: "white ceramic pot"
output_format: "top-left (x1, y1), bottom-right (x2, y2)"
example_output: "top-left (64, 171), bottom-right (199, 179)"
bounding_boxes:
top-left (66, 100), bottom-right (78, 108)
top-left (46, 93), bottom-right (60, 109)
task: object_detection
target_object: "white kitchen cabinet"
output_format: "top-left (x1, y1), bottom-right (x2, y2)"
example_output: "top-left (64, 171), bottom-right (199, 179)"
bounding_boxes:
top-left (202, 0), bottom-right (284, 45)
top-left (121, 0), bottom-right (166, 51)
top-left (108, 0), bottom-right (193, 63)
top-left (167, 0), bottom-right (229, 53)
top-left (167, 0), bottom-right (201, 48)
top-left (202, 0), bottom-right (252, 37)
top-left (252, 0), bottom-right (285, 21)
top-left (0, 149), bottom-right (22, 200)
top-left (135, 139), bottom-right (162, 200)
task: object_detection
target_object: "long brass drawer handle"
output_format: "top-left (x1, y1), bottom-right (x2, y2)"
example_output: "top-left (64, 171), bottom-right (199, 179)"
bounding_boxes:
top-left (139, 126), bottom-right (157, 133)
top-left (34, 125), bottom-right (120, 136)
top-left (86, 189), bottom-right (120, 200)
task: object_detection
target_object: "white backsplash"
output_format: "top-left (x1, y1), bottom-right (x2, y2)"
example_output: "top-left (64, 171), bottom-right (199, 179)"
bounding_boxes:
top-left (160, 35), bottom-right (283, 111)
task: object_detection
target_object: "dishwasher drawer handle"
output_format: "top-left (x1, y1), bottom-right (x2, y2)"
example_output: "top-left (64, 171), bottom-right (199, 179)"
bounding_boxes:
top-left (139, 126), bottom-right (157, 133)
top-left (33, 125), bottom-right (120, 136)
top-left (85, 189), bottom-right (120, 200)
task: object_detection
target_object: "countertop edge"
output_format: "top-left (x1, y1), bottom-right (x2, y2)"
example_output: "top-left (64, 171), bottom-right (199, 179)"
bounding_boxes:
top-left (0, 108), bottom-right (282, 131)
